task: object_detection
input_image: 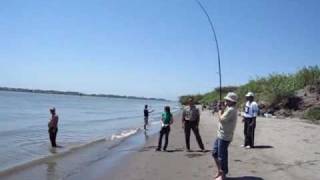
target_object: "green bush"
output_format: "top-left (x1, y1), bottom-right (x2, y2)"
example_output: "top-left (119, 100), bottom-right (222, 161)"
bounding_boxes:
top-left (304, 107), bottom-right (320, 121)
top-left (295, 66), bottom-right (320, 88)
top-left (179, 66), bottom-right (320, 108)
top-left (179, 94), bottom-right (203, 105)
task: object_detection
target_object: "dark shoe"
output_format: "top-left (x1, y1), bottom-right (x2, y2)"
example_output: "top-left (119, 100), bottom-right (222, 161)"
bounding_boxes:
top-left (155, 148), bottom-right (161, 151)
top-left (163, 148), bottom-right (167, 151)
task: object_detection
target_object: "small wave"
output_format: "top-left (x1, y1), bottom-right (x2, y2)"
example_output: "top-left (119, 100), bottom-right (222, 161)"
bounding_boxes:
top-left (84, 109), bottom-right (139, 115)
top-left (150, 121), bottom-right (161, 125)
top-left (110, 128), bottom-right (140, 141)
top-left (89, 115), bottom-right (141, 123)
top-left (64, 115), bottom-right (143, 127)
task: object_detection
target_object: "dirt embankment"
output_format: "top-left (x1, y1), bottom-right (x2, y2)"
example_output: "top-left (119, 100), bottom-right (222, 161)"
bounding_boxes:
top-left (260, 85), bottom-right (320, 121)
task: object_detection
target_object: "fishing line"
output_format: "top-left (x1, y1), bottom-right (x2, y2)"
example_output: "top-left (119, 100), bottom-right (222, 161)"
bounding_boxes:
top-left (194, 0), bottom-right (222, 101)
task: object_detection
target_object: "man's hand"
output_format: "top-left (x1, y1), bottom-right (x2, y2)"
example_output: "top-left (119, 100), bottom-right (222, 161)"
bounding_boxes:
top-left (218, 101), bottom-right (226, 111)
top-left (216, 110), bottom-right (222, 122)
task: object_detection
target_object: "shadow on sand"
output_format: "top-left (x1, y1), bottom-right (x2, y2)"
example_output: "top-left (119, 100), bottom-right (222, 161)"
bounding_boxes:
top-left (253, 145), bottom-right (273, 149)
top-left (226, 176), bottom-right (264, 180)
top-left (138, 146), bottom-right (158, 152)
top-left (183, 150), bottom-right (212, 153)
top-left (185, 153), bottom-right (205, 158)
top-left (165, 149), bottom-right (184, 153)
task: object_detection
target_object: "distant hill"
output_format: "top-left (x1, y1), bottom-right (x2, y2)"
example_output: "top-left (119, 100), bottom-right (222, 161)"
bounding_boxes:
top-left (0, 87), bottom-right (169, 102)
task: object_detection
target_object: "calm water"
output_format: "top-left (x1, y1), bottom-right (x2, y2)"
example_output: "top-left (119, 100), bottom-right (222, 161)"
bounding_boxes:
top-left (0, 91), bottom-right (179, 172)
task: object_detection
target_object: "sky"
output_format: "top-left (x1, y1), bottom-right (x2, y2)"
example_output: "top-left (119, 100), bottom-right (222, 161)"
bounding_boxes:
top-left (0, 0), bottom-right (319, 100)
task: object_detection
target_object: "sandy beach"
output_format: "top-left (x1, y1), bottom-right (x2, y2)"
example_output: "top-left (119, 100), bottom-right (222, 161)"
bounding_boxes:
top-left (1, 110), bottom-right (319, 180)
top-left (99, 110), bottom-right (320, 180)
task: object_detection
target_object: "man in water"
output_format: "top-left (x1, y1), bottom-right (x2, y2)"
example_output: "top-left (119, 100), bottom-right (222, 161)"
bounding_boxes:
top-left (242, 92), bottom-right (259, 148)
top-left (182, 97), bottom-right (205, 152)
top-left (48, 108), bottom-right (59, 147)
top-left (213, 92), bottom-right (238, 180)
top-left (144, 105), bottom-right (154, 130)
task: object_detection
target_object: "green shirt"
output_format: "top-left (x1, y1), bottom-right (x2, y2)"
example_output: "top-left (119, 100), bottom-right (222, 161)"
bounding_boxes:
top-left (162, 112), bottom-right (172, 125)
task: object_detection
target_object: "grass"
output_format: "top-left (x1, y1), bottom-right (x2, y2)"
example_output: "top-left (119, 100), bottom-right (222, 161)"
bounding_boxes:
top-left (303, 107), bottom-right (320, 121)
top-left (179, 66), bottom-right (320, 109)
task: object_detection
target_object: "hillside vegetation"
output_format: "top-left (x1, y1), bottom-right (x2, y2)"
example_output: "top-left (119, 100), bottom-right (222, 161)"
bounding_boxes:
top-left (179, 66), bottom-right (320, 121)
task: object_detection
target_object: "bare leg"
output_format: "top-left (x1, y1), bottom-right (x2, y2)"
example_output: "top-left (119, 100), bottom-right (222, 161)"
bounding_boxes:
top-left (213, 157), bottom-right (223, 178)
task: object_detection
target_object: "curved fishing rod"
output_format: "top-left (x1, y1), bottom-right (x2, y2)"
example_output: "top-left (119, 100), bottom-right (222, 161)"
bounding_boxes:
top-left (194, 0), bottom-right (222, 101)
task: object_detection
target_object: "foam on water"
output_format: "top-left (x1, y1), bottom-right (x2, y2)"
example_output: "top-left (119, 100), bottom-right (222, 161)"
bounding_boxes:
top-left (110, 128), bottom-right (140, 140)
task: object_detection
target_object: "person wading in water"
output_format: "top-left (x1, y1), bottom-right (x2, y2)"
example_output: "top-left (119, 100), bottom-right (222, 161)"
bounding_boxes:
top-left (144, 105), bottom-right (154, 130)
top-left (48, 108), bottom-right (59, 148)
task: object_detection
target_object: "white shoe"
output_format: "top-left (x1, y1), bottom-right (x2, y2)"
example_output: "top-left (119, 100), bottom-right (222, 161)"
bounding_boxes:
top-left (245, 145), bottom-right (251, 149)
top-left (241, 144), bottom-right (245, 147)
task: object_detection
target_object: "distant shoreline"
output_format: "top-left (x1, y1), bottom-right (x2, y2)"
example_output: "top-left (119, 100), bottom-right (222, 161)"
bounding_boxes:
top-left (0, 87), bottom-right (169, 101)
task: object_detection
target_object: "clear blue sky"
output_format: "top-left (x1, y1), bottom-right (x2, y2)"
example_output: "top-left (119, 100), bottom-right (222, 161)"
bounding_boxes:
top-left (0, 0), bottom-right (319, 100)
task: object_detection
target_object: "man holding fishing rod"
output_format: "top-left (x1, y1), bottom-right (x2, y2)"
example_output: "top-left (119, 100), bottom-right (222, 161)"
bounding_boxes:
top-left (212, 92), bottom-right (238, 180)
top-left (144, 105), bottom-right (154, 130)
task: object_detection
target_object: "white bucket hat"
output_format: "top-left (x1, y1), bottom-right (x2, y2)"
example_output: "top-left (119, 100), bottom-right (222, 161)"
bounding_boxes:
top-left (224, 92), bottom-right (238, 102)
top-left (245, 92), bottom-right (254, 97)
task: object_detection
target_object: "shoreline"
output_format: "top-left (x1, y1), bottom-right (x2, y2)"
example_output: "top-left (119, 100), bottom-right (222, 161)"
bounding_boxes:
top-left (1, 110), bottom-right (319, 180)
top-left (97, 110), bottom-right (320, 180)
top-left (0, 90), bottom-right (180, 178)
top-left (0, 112), bottom-right (181, 180)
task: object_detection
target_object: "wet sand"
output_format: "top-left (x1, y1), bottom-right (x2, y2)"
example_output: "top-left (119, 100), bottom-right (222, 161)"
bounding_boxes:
top-left (99, 110), bottom-right (320, 180)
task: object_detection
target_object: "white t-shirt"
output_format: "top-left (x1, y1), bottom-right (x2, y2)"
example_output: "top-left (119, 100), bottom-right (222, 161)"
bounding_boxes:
top-left (243, 101), bottom-right (259, 118)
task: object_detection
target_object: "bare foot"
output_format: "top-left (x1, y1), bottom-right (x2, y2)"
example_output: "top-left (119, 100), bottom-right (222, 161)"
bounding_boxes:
top-left (216, 174), bottom-right (226, 180)
top-left (215, 175), bottom-right (223, 180)
top-left (214, 171), bottom-right (222, 178)
top-left (214, 173), bottom-right (219, 178)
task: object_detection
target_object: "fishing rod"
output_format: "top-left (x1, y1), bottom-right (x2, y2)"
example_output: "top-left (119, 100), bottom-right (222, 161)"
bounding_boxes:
top-left (194, 0), bottom-right (222, 101)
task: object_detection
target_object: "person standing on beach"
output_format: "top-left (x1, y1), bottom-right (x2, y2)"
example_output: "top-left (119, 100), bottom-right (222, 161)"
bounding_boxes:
top-left (156, 106), bottom-right (173, 151)
top-left (182, 97), bottom-right (205, 152)
top-left (242, 92), bottom-right (259, 148)
top-left (213, 92), bottom-right (238, 180)
top-left (144, 105), bottom-right (154, 130)
top-left (48, 108), bottom-right (59, 147)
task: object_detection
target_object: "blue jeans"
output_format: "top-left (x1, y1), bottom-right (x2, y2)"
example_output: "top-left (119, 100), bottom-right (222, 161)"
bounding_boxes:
top-left (212, 138), bottom-right (230, 174)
